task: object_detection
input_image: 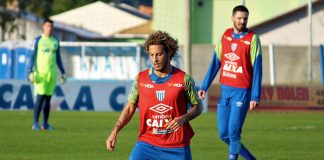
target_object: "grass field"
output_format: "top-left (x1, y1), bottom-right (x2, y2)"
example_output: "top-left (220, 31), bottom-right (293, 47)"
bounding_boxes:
top-left (0, 110), bottom-right (323, 160)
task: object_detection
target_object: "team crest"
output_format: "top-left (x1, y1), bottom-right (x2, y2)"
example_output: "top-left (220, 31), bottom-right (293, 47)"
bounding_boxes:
top-left (156, 90), bottom-right (165, 102)
top-left (231, 43), bottom-right (237, 52)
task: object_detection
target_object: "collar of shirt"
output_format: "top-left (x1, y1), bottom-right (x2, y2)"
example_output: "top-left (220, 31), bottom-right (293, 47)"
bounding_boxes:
top-left (232, 29), bottom-right (248, 39)
top-left (149, 66), bottom-right (174, 84)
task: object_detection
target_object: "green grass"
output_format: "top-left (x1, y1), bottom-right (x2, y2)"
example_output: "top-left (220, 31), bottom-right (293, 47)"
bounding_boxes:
top-left (0, 111), bottom-right (324, 160)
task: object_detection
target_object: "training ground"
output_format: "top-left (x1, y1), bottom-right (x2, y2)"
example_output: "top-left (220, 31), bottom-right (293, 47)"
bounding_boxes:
top-left (0, 110), bottom-right (323, 160)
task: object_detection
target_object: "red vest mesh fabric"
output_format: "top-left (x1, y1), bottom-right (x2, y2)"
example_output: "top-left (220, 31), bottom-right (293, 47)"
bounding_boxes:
top-left (137, 68), bottom-right (194, 148)
top-left (219, 28), bottom-right (254, 88)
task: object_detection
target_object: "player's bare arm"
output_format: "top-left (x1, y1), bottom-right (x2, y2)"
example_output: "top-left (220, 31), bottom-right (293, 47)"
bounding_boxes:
top-left (166, 104), bottom-right (202, 131)
top-left (106, 102), bottom-right (137, 151)
top-left (249, 101), bottom-right (259, 110)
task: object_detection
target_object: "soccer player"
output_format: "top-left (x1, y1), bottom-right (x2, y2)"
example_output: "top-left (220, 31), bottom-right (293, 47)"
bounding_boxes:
top-left (28, 19), bottom-right (66, 131)
top-left (198, 5), bottom-right (262, 160)
top-left (106, 31), bottom-right (202, 160)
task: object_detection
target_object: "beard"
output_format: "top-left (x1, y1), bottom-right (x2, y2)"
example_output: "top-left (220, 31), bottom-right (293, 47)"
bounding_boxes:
top-left (153, 60), bottom-right (168, 72)
top-left (234, 23), bottom-right (246, 32)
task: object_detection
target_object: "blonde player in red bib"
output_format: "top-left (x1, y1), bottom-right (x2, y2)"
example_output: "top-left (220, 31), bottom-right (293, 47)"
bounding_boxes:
top-left (106, 31), bottom-right (202, 160)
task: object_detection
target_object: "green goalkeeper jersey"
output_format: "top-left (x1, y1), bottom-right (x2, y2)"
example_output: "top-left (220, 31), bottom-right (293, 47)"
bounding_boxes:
top-left (33, 34), bottom-right (60, 95)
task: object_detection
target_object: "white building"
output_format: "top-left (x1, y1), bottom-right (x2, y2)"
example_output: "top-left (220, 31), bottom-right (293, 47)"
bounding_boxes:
top-left (250, 0), bottom-right (324, 46)
top-left (51, 1), bottom-right (152, 37)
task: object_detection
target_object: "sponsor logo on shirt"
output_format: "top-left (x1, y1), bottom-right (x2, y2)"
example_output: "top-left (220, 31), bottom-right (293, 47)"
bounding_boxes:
top-left (147, 104), bottom-right (174, 134)
top-left (167, 83), bottom-right (183, 88)
top-left (224, 35), bottom-right (232, 41)
top-left (223, 53), bottom-right (243, 78)
top-left (241, 40), bottom-right (251, 45)
top-left (223, 63), bottom-right (243, 74)
top-left (140, 83), bottom-right (154, 88)
top-left (149, 103), bottom-right (172, 114)
top-left (222, 71), bottom-right (237, 78)
top-left (224, 53), bottom-right (240, 61)
top-left (152, 128), bottom-right (174, 134)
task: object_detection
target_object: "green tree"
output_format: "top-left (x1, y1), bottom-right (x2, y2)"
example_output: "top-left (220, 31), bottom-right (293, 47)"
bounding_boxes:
top-left (0, 0), bottom-right (18, 41)
top-left (21, 0), bottom-right (54, 18)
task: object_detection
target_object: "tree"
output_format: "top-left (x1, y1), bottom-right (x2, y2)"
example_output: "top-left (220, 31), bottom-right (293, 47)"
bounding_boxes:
top-left (0, 0), bottom-right (19, 41)
top-left (21, 0), bottom-right (54, 18)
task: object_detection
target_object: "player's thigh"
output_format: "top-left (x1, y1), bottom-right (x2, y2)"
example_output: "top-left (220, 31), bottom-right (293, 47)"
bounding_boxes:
top-left (160, 145), bottom-right (192, 160)
top-left (217, 97), bottom-right (231, 135)
top-left (129, 141), bottom-right (158, 160)
top-left (228, 89), bottom-right (250, 131)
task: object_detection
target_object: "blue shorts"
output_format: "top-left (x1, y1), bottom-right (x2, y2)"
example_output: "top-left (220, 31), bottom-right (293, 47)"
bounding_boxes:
top-left (129, 141), bottom-right (192, 160)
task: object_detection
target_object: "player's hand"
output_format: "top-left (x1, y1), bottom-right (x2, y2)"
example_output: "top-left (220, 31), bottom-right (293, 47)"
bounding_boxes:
top-left (106, 131), bottom-right (117, 152)
top-left (28, 72), bottom-right (35, 83)
top-left (166, 116), bottom-right (185, 132)
top-left (60, 74), bottom-right (66, 84)
top-left (198, 90), bottom-right (206, 100)
top-left (249, 101), bottom-right (259, 110)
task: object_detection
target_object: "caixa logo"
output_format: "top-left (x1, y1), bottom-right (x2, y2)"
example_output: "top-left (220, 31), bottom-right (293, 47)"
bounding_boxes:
top-left (0, 83), bottom-right (95, 110)
top-left (0, 83), bottom-right (127, 111)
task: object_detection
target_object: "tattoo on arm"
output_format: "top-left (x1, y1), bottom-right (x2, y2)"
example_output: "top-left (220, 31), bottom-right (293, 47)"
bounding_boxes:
top-left (182, 104), bottom-right (202, 122)
top-left (113, 103), bottom-right (136, 132)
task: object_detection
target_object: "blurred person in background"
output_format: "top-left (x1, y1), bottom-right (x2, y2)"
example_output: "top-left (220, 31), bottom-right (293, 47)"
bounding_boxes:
top-left (106, 31), bottom-right (202, 160)
top-left (198, 5), bottom-right (262, 160)
top-left (28, 18), bottom-right (66, 131)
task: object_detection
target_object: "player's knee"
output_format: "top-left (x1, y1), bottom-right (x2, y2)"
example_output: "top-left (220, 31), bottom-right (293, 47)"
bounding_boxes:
top-left (219, 133), bottom-right (229, 143)
top-left (229, 131), bottom-right (240, 141)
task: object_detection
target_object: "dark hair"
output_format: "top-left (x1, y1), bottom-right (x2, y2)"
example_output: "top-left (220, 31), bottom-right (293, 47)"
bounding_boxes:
top-left (232, 5), bottom-right (249, 16)
top-left (43, 18), bottom-right (54, 24)
top-left (144, 31), bottom-right (179, 59)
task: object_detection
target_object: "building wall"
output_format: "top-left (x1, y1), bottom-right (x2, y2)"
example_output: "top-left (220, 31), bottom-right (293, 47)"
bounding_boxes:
top-left (191, 0), bottom-right (213, 44)
top-left (254, 4), bottom-right (324, 45)
top-left (153, 0), bottom-right (186, 43)
top-left (212, 0), bottom-right (311, 44)
top-left (153, 0), bottom-right (214, 44)
top-left (25, 20), bottom-right (42, 41)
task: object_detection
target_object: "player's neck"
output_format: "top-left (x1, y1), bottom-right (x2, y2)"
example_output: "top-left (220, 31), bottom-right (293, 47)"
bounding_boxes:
top-left (42, 33), bottom-right (52, 38)
top-left (233, 28), bottom-right (247, 34)
top-left (154, 65), bottom-right (173, 78)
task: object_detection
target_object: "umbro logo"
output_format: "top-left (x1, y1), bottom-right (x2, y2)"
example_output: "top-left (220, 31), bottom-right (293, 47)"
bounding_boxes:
top-left (150, 103), bottom-right (173, 114)
top-left (236, 101), bottom-right (243, 107)
top-left (224, 53), bottom-right (240, 61)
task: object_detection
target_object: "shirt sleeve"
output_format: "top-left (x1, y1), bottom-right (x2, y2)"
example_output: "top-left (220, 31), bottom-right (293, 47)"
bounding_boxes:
top-left (56, 40), bottom-right (65, 74)
top-left (200, 41), bottom-right (222, 91)
top-left (128, 74), bottom-right (139, 104)
top-left (28, 36), bottom-right (41, 73)
top-left (184, 74), bottom-right (200, 105)
top-left (250, 34), bottom-right (263, 102)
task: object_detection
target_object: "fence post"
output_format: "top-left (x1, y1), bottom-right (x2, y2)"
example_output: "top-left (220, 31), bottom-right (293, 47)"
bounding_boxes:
top-left (269, 43), bottom-right (275, 86)
top-left (320, 44), bottom-right (324, 86)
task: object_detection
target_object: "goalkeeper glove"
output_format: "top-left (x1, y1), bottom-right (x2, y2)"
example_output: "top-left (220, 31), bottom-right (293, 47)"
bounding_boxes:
top-left (28, 72), bottom-right (35, 83)
top-left (60, 74), bottom-right (66, 84)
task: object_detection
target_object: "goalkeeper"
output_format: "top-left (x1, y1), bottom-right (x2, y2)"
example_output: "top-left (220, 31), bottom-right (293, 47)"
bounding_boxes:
top-left (28, 19), bottom-right (66, 131)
